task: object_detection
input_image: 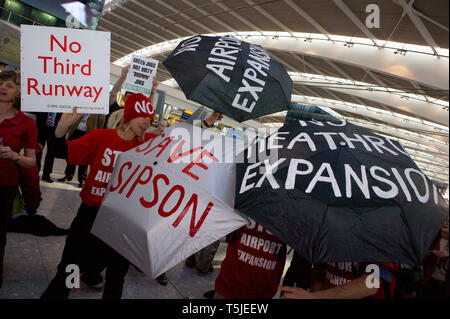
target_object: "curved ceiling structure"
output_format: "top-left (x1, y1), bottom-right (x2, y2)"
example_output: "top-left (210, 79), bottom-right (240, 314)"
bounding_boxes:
top-left (100, 0), bottom-right (449, 185)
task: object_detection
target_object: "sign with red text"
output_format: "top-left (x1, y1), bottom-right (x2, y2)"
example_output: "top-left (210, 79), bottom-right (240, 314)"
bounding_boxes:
top-left (123, 55), bottom-right (159, 96)
top-left (20, 25), bottom-right (110, 114)
top-left (91, 123), bottom-right (248, 278)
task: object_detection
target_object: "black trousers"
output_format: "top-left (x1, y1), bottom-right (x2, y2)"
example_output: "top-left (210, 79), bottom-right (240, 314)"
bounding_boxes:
top-left (0, 186), bottom-right (17, 288)
top-left (64, 130), bottom-right (88, 183)
top-left (36, 126), bottom-right (57, 177)
top-left (40, 203), bottom-right (130, 299)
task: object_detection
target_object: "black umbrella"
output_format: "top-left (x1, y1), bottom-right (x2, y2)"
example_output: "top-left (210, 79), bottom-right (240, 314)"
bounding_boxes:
top-left (235, 118), bottom-right (448, 266)
top-left (163, 34), bottom-right (292, 122)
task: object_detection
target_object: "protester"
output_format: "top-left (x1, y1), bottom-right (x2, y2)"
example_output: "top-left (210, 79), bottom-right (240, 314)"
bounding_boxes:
top-left (280, 262), bottom-right (397, 299)
top-left (92, 67), bottom-right (167, 286)
top-left (107, 76), bottom-right (159, 129)
top-left (207, 218), bottom-right (286, 299)
top-left (280, 250), bottom-right (313, 293)
top-left (57, 113), bottom-right (105, 188)
top-left (423, 217), bottom-right (449, 299)
top-left (394, 264), bottom-right (425, 299)
top-left (185, 110), bottom-right (224, 275)
top-left (35, 112), bottom-right (61, 183)
top-left (0, 62), bottom-right (8, 72)
top-left (106, 66), bottom-right (158, 128)
top-left (17, 165), bottom-right (42, 216)
top-left (0, 70), bottom-right (37, 288)
top-left (41, 93), bottom-right (158, 299)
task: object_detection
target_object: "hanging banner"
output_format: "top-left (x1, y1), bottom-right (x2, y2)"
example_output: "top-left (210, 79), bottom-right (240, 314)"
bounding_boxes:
top-left (123, 55), bottom-right (159, 96)
top-left (20, 25), bottom-right (110, 114)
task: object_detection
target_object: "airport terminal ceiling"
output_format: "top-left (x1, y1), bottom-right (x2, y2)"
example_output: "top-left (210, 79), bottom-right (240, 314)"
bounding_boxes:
top-left (98, 0), bottom-right (449, 186)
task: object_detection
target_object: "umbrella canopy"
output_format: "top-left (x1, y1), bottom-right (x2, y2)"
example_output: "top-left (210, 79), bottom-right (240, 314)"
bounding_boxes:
top-left (163, 34), bottom-right (292, 122)
top-left (92, 122), bottom-right (247, 278)
top-left (235, 118), bottom-right (449, 266)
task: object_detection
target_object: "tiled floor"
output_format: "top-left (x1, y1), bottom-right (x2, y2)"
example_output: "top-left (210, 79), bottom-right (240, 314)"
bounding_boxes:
top-left (1, 157), bottom-right (292, 299)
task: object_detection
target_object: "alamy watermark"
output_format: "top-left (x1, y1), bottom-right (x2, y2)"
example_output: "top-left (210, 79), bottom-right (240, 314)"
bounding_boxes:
top-left (366, 4), bottom-right (381, 29)
top-left (365, 264), bottom-right (380, 289)
top-left (65, 264), bottom-right (80, 289)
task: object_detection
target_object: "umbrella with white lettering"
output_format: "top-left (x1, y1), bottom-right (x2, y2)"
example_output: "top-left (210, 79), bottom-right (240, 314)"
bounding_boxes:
top-left (235, 119), bottom-right (449, 266)
top-left (163, 35), bottom-right (292, 122)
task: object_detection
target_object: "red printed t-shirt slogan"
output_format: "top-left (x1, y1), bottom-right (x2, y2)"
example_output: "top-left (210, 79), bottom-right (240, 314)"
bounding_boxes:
top-left (27, 35), bottom-right (103, 103)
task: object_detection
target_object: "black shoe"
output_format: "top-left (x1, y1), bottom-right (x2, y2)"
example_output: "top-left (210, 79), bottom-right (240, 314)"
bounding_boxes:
top-left (77, 181), bottom-right (84, 188)
top-left (185, 255), bottom-right (196, 268)
top-left (81, 273), bottom-right (104, 288)
top-left (203, 290), bottom-right (215, 299)
top-left (57, 176), bottom-right (68, 182)
top-left (42, 175), bottom-right (54, 183)
top-left (156, 273), bottom-right (168, 286)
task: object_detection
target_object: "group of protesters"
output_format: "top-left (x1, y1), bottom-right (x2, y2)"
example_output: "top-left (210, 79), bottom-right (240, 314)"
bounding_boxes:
top-left (0, 65), bottom-right (448, 300)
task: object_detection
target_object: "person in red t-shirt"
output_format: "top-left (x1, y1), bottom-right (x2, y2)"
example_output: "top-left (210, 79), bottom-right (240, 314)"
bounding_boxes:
top-left (41, 93), bottom-right (158, 299)
top-left (0, 71), bottom-right (37, 289)
top-left (281, 262), bottom-right (397, 299)
top-left (213, 218), bottom-right (287, 299)
top-left (423, 217), bottom-right (449, 299)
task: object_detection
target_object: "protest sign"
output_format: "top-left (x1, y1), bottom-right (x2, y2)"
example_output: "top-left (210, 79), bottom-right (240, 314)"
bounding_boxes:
top-left (123, 55), bottom-right (159, 96)
top-left (20, 25), bottom-right (110, 114)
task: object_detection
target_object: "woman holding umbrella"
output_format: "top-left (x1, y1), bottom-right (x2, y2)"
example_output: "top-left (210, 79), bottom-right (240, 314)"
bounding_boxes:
top-left (41, 93), bottom-right (158, 299)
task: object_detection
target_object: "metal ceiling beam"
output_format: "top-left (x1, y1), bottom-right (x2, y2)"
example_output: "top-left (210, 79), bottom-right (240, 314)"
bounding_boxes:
top-left (283, 0), bottom-right (332, 41)
top-left (322, 59), bottom-right (355, 81)
top-left (99, 15), bottom-right (152, 48)
top-left (213, 1), bottom-right (263, 32)
top-left (96, 25), bottom-right (134, 56)
top-left (233, 35), bottom-right (449, 90)
top-left (332, 0), bottom-right (380, 47)
top-left (114, 5), bottom-right (172, 41)
top-left (393, 0), bottom-right (440, 56)
top-left (269, 52), bottom-right (319, 97)
top-left (129, 0), bottom-right (191, 38)
top-left (243, 0), bottom-right (294, 36)
top-left (290, 94), bottom-right (448, 138)
top-left (153, 0), bottom-right (215, 34)
top-left (181, 0), bottom-right (237, 32)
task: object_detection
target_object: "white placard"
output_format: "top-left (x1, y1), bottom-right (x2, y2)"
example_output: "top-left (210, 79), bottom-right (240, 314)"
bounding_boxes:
top-left (123, 55), bottom-right (159, 96)
top-left (20, 25), bottom-right (110, 114)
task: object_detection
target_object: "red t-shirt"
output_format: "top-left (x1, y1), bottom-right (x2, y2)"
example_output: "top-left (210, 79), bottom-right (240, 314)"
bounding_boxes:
top-left (0, 112), bottom-right (37, 186)
top-left (215, 219), bottom-right (287, 299)
top-left (323, 262), bottom-right (396, 299)
top-left (67, 129), bottom-right (157, 207)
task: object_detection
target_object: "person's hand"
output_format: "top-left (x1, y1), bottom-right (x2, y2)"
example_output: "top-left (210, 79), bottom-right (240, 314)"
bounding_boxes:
top-left (152, 77), bottom-right (159, 91)
top-left (121, 65), bottom-right (130, 77)
top-left (55, 108), bottom-right (83, 138)
top-left (36, 143), bottom-right (44, 154)
top-left (157, 120), bottom-right (167, 132)
top-left (279, 286), bottom-right (317, 299)
top-left (431, 250), bottom-right (449, 259)
top-left (59, 108), bottom-right (83, 128)
top-left (0, 145), bottom-right (19, 161)
top-left (205, 111), bottom-right (222, 125)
